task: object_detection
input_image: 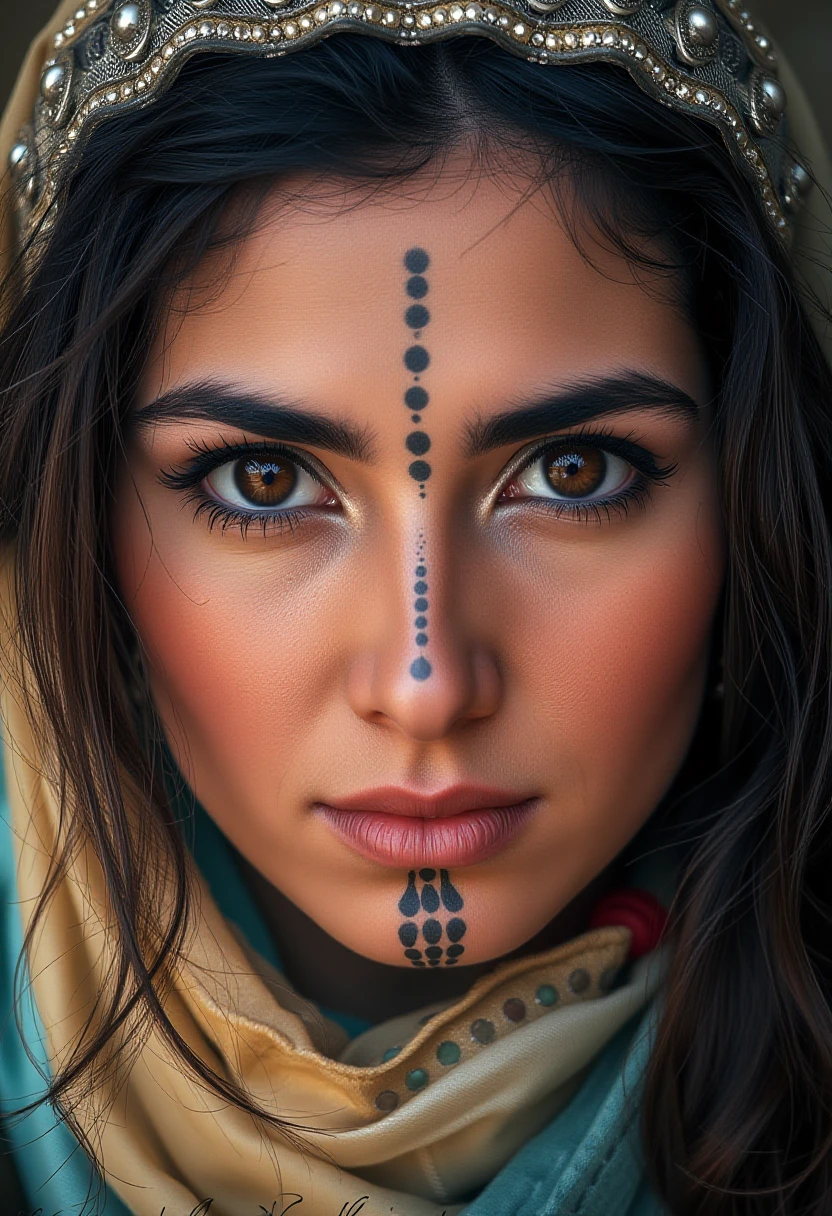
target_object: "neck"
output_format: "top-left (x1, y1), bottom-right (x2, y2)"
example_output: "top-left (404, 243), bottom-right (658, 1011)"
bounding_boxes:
top-left (234, 852), bottom-right (625, 1024)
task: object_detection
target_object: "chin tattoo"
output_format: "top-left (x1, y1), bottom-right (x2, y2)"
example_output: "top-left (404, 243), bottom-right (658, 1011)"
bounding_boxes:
top-left (397, 867), bottom-right (467, 966)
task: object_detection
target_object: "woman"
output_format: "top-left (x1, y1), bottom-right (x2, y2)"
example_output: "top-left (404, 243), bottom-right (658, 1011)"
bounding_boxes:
top-left (0, 1), bottom-right (831, 1213)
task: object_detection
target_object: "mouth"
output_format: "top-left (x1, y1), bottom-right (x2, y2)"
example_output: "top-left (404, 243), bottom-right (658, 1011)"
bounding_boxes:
top-left (312, 784), bottom-right (540, 867)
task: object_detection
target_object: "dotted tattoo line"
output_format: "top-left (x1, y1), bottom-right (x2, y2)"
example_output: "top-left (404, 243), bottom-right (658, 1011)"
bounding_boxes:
top-left (411, 532), bottom-right (430, 681)
top-left (403, 244), bottom-right (432, 504)
top-left (403, 247), bottom-right (433, 683)
top-left (397, 868), bottom-right (467, 967)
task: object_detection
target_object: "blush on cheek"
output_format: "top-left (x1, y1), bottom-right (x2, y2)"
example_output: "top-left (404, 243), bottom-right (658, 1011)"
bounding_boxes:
top-left (119, 547), bottom-right (314, 812)
top-left (558, 535), bottom-right (722, 825)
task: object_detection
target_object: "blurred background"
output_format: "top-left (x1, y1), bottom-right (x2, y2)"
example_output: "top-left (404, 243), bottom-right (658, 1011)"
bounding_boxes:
top-left (2, 1), bottom-right (830, 148)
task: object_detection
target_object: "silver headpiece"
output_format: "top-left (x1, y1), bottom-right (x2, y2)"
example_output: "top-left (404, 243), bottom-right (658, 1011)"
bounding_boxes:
top-left (7, 0), bottom-right (814, 259)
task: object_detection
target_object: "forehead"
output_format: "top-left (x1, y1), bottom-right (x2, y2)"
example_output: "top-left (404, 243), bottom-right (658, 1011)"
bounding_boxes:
top-left (148, 159), bottom-right (701, 407)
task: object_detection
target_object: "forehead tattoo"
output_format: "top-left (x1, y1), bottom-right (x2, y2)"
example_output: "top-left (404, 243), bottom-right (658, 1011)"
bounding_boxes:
top-left (402, 246), bottom-right (433, 683)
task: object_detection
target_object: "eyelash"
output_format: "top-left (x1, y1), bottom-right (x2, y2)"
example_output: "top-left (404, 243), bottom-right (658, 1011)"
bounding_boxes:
top-left (159, 428), bottom-right (677, 539)
top-left (160, 437), bottom-right (334, 540)
top-left (499, 425), bottom-right (677, 525)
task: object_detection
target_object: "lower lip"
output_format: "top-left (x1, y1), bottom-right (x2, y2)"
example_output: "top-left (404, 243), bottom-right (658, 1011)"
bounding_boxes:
top-left (314, 800), bottom-right (540, 868)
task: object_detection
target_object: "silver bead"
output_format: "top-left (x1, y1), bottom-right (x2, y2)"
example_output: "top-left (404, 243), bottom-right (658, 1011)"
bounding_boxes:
top-left (41, 63), bottom-right (67, 105)
top-left (110, 0), bottom-right (151, 60)
top-left (674, 0), bottom-right (719, 66)
top-left (526, 0), bottom-right (570, 11)
top-left (748, 69), bottom-right (786, 135)
top-left (8, 142), bottom-right (29, 175)
top-left (40, 57), bottom-right (73, 127)
top-left (603, 0), bottom-right (644, 14)
top-left (112, 1), bottom-right (141, 43)
top-left (686, 5), bottom-right (718, 47)
top-left (790, 162), bottom-right (812, 199)
top-left (760, 76), bottom-right (786, 119)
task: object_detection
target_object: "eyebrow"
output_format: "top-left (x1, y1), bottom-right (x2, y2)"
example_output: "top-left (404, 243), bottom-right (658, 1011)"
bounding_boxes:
top-left (463, 372), bottom-right (700, 458)
top-left (134, 371), bottom-right (699, 462)
top-left (134, 381), bottom-right (376, 463)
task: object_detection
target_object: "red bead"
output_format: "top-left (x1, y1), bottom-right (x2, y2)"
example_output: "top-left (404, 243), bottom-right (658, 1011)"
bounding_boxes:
top-left (589, 888), bottom-right (668, 958)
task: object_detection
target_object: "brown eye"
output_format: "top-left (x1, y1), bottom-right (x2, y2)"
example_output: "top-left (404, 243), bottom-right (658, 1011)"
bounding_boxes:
top-left (506, 443), bottom-right (634, 505)
top-left (544, 446), bottom-right (606, 498)
top-left (234, 459), bottom-right (296, 508)
top-left (204, 452), bottom-right (335, 514)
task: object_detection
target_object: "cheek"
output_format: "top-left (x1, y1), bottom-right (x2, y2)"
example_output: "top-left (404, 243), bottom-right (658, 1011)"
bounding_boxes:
top-left (110, 480), bottom-right (334, 801)
top-left (509, 498), bottom-right (724, 826)
top-left (569, 560), bottom-right (714, 777)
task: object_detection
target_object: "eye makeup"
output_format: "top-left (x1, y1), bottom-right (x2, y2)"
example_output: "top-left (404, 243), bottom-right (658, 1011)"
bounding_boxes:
top-left (497, 426), bottom-right (678, 525)
top-left (157, 423), bottom-right (678, 538)
top-left (158, 435), bottom-right (339, 538)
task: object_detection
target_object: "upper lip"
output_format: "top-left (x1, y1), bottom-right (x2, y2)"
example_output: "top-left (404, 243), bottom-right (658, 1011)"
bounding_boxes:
top-left (318, 784), bottom-right (536, 819)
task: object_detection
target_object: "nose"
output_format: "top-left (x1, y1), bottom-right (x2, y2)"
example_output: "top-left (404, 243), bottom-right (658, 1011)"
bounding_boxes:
top-left (346, 532), bottom-right (503, 741)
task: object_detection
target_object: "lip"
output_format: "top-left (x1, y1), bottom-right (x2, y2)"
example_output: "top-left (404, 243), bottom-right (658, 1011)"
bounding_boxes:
top-left (313, 784), bottom-right (540, 867)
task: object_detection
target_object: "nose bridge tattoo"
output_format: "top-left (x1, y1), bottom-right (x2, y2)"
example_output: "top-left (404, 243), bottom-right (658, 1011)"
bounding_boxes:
top-left (403, 247), bottom-right (433, 683)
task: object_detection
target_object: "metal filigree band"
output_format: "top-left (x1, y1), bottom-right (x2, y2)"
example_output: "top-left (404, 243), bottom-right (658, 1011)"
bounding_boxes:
top-left (7, 0), bottom-right (813, 263)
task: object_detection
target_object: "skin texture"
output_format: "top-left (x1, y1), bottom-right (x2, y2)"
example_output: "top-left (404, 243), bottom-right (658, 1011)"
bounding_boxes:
top-left (112, 155), bottom-right (725, 1020)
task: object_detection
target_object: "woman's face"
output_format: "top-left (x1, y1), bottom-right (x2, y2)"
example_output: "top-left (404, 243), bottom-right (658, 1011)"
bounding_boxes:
top-left (112, 158), bottom-right (725, 968)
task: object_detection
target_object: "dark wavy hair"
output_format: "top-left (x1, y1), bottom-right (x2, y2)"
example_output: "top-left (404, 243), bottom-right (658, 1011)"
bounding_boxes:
top-left (1, 34), bottom-right (832, 1216)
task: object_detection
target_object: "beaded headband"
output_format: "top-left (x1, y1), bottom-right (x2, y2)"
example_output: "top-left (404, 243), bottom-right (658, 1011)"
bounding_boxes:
top-left (7, 0), bottom-right (813, 260)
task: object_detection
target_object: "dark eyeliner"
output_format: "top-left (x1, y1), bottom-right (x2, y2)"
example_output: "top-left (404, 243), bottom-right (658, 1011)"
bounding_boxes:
top-left (498, 426), bottom-right (678, 524)
top-left (158, 437), bottom-right (336, 539)
top-left (517, 428), bottom-right (678, 484)
top-left (158, 436), bottom-right (331, 494)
